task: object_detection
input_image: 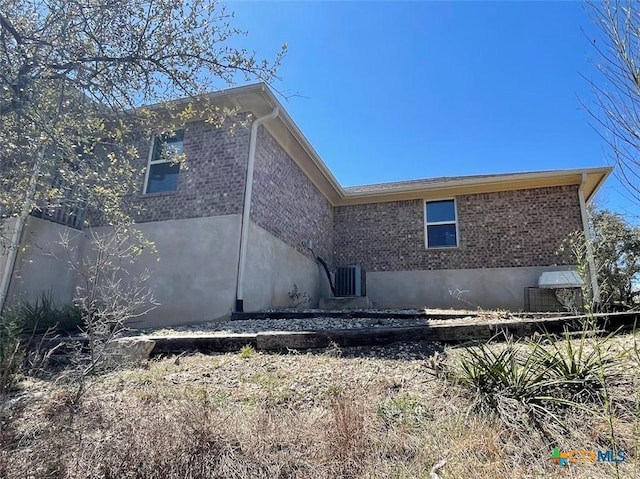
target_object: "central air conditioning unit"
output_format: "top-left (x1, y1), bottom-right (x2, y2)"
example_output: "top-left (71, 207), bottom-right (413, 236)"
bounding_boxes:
top-left (335, 265), bottom-right (366, 297)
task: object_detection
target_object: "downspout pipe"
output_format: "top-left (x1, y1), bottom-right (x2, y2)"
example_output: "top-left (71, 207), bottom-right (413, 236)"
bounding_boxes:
top-left (0, 216), bottom-right (25, 314)
top-left (235, 107), bottom-right (279, 312)
top-left (578, 172), bottom-right (600, 305)
top-left (0, 148), bottom-right (45, 313)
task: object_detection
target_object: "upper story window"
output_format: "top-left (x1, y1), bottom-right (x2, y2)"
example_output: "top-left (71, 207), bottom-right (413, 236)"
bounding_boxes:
top-left (425, 199), bottom-right (458, 248)
top-left (144, 130), bottom-right (184, 194)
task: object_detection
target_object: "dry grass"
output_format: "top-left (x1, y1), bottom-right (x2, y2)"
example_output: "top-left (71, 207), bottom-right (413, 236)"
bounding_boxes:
top-left (0, 334), bottom-right (638, 478)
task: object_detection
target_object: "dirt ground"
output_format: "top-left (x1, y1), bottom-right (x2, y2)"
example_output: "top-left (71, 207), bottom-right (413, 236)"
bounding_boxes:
top-left (1, 334), bottom-right (638, 478)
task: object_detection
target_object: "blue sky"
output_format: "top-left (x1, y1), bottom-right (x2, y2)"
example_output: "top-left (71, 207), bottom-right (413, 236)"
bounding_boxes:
top-left (224, 1), bottom-right (637, 220)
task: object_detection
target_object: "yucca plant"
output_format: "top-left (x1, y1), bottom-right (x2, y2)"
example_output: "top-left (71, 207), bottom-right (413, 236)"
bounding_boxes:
top-left (453, 328), bottom-right (621, 431)
top-left (456, 336), bottom-right (556, 424)
top-left (455, 337), bottom-right (539, 408)
top-left (528, 329), bottom-right (621, 405)
top-left (5, 292), bottom-right (83, 336)
top-left (0, 293), bottom-right (83, 392)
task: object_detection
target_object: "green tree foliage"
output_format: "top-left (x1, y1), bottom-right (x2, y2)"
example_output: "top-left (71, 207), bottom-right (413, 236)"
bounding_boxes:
top-left (592, 209), bottom-right (640, 306)
top-left (559, 209), bottom-right (639, 309)
top-left (0, 0), bottom-right (285, 228)
top-left (0, 0), bottom-right (284, 352)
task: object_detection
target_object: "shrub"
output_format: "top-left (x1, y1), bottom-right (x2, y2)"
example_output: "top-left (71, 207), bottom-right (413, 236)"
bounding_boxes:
top-left (4, 292), bottom-right (82, 336)
top-left (0, 293), bottom-right (83, 393)
top-left (529, 329), bottom-right (620, 404)
top-left (451, 329), bottom-right (623, 432)
top-left (455, 336), bottom-right (549, 422)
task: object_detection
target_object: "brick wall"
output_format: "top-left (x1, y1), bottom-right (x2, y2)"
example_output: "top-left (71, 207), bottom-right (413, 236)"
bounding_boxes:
top-left (130, 114), bottom-right (251, 223)
top-left (250, 126), bottom-right (333, 265)
top-left (333, 185), bottom-right (582, 271)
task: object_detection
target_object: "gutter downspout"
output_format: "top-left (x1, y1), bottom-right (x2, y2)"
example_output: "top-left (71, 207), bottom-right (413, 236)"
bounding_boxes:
top-left (0, 218), bottom-right (25, 314)
top-left (0, 148), bottom-right (45, 313)
top-left (578, 172), bottom-right (600, 305)
top-left (235, 107), bottom-right (279, 312)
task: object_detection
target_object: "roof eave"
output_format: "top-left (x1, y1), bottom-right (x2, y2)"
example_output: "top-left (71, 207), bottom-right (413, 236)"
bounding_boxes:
top-left (137, 85), bottom-right (614, 207)
top-left (140, 83), bottom-right (346, 203)
top-left (336, 167), bottom-right (613, 206)
top-left (251, 86), bottom-right (345, 203)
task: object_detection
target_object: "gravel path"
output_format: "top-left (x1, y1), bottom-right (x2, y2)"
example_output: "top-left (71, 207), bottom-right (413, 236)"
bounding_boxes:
top-left (138, 317), bottom-right (439, 336)
top-left (128, 308), bottom-right (509, 338)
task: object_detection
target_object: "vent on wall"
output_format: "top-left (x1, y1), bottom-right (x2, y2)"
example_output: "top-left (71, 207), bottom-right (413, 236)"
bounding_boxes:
top-left (335, 265), bottom-right (366, 297)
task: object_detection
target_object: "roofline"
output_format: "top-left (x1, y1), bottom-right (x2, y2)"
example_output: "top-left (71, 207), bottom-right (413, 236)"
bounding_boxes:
top-left (143, 83), bottom-right (614, 206)
top-left (338, 166), bottom-right (613, 205)
top-left (253, 85), bottom-right (345, 198)
top-left (140, 83), bottom-right (346, 203)
top-left (586, 166), bottom-right (612, 201)
top-left (140, 83), bottom-right (269, 111)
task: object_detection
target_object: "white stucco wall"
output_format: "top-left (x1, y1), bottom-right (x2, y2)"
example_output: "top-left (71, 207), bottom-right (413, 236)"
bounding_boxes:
top-left (112, 214), bottom-right (242, 328)
top-left (366, 265), bottom-right (578, 311)
top-left (7, 216), bottom-right (83, 306)
top-left (243, 221), bottom-right (329, 311)
top-left (4, 214), bottom-right (331, 328)
top-left (5, 214), bottom-right (242, 328)
top-left (5, 215), bottom-right (576, 326)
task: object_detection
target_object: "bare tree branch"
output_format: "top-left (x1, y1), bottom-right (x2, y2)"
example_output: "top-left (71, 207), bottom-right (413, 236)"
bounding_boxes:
top-left (587, 0), bottom-right (640, 204)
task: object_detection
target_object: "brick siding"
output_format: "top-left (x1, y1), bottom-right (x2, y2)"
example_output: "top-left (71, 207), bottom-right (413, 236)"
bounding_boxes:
top-left (250, 126), bottom-right (333, 265)
top-left (333, 185), bottom-right (582, 271)
top-left (130, 114), bottom-right (251, 223)
top-left (122, 112), bottom-right (582, 276)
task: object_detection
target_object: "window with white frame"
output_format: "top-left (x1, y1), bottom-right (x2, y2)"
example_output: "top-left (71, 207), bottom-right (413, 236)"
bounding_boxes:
top-left (425, 199), bottom-right (458, 248)
top-left (144, 130), bottom-right (184, 194)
